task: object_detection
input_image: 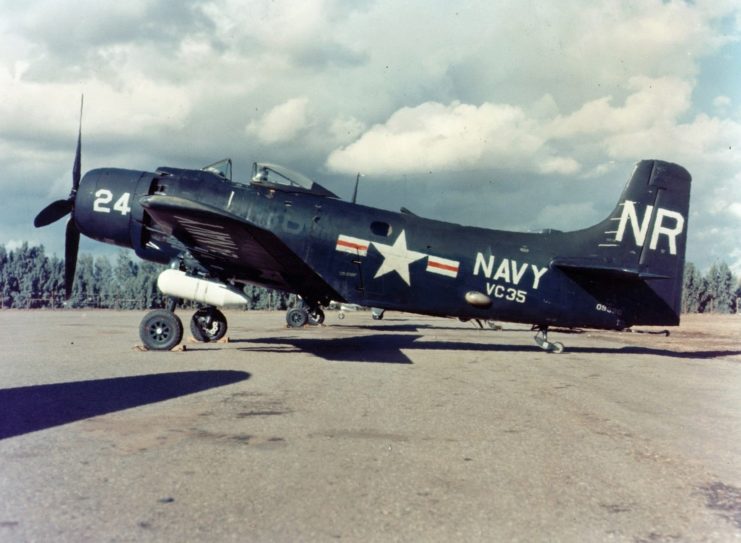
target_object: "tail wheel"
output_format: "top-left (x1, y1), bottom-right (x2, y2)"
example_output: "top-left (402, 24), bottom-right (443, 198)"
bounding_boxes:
top-left (550, 341), bottom-right (565, 354)
top-left (139, 310), bottom-right (183, 351)
top-left (533, 327), bottom-right (565, 354)
top-left (190, 308), bottom-right (228, 342)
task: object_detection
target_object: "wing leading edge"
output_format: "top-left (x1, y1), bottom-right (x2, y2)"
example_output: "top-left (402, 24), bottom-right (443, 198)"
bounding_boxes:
top-left (140, 195), bottom-right (339, 299)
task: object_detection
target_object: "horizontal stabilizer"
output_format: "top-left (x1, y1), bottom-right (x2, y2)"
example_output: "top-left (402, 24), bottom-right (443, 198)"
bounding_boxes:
top-left (551, 257), bottom-right (671, 280)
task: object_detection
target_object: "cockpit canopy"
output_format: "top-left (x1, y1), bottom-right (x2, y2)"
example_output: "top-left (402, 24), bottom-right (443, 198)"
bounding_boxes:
top-left (202, 158), bottom-right (232, 180)
top-left (250, 162), bottom-right (338, 198)
top-left (195, 159), bottom-right (338, 198)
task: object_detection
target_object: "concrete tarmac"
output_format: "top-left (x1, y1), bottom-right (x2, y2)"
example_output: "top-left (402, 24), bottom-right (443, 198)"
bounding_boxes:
top-left (1, 310), bottom-right (740, 542)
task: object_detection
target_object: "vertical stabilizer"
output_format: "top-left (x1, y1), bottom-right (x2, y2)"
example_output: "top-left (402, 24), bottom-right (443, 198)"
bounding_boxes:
top-left (555, 160), bottom-right (691, 325)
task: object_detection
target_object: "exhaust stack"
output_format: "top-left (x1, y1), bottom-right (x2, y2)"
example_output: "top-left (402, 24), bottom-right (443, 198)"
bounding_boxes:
top-left (157, 269), bottom-right (249, 307)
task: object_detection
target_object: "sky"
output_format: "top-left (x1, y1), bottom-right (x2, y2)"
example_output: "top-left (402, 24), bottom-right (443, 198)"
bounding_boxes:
top-left (1, 0), bottom-right (740, 273)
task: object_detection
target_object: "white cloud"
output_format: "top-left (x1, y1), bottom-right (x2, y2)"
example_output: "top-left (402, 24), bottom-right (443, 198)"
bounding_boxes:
top-left (327, 116), bottom-right (366, 145)
top-left (0, 67), bottom-right (191, 141)
top-left (539, 157), bottom-right (581, 176)
top-left (327, 74), bottom-right (741, 179)
top-left (713, 95), bottom-right (731, 110)
top-left (548, 77), bottom-right (693, 139)
top-left (327, 101), bottom-right (578, 175)
top-left (730, 202), bottom-right (741, 219)
top-left (535, 202), bottom-right (598, 231)
top-left (4, 240), bottom-right (30, 252)
top-left (0, 0), bottom-right (739, 274)
top-left (246, 97), bottom-right (311, 144)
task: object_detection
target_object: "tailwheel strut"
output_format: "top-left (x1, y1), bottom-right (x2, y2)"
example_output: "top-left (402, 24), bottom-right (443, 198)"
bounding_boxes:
top-left (534, 326), bottom-right (564, 354)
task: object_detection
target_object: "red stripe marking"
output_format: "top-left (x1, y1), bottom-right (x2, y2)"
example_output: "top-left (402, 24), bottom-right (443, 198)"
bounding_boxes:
top-left (337, 239), bottom-right (368, 251)
top-left (428, 260), bottom-right (459, 272)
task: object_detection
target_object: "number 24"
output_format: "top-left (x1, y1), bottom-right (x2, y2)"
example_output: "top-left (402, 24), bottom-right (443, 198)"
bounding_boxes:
top-left (93, 189), bottom-right (131, 216)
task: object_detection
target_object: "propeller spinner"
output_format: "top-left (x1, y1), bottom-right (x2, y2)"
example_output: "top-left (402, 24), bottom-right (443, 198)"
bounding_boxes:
top-left (34, 96), bottom-right (83, 298)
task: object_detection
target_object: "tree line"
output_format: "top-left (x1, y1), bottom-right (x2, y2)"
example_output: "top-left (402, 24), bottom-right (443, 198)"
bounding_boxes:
top-left (681, 261), bottom-right (739, 314)
top-left (0, 243), bottom-right (294, 310)
top-left (0, 243), bottom-right (739, 312)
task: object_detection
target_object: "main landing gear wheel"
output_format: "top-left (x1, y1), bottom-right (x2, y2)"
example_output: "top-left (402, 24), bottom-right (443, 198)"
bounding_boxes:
top-left (190, 307), bottom-right (228, 342)
top-left (307, 308), bottom-right (325, 325)
top-left (534, 327), bottom-right (564, 354)
top-left (286, 307), bottom-right (309, 328)
top-left (139, 309), bottom-right (183, 351)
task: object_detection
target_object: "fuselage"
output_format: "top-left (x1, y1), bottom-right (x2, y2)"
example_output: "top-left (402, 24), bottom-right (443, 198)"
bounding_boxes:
top-left (73, 165), bottom-right (619, 329)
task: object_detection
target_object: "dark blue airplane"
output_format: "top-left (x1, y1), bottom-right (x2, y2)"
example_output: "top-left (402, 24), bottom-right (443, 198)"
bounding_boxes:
top-left (35, 109), bottom-right (691, 353)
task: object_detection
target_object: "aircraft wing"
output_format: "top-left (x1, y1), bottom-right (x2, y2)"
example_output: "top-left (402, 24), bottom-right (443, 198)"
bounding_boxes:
top-left (139, 195), bottom-right (339, 297)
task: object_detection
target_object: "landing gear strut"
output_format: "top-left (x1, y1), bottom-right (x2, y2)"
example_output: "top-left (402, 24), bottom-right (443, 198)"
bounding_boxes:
top-left (139, 298), bottom-right (229, 350)
top-left (190, 307), bottom-right (228, 342)
top-left (534, 326), bottom-right (564, 354)
top-left (286, 300), bottom-right (325, 328)
top-left (307, 307), bottom-right (325, 325)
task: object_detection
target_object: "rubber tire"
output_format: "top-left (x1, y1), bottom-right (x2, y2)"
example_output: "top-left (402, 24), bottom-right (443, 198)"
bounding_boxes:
top-left (308, 308), bottom-right (325, 325)
top-left (487, 320), bottom-right (502, 330)
top-left (140, 310), bottom-right (183, 351)
top-left (286, 308), bottom-right (309, 327)
top-left (190, 308), bottom-right (228, 342)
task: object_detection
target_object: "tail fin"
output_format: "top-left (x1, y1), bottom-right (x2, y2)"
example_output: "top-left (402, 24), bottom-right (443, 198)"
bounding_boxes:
top-left (553, 160), bottom-right (691, 326)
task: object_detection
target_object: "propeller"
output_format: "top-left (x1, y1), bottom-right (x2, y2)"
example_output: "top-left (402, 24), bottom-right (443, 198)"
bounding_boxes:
top-left (34, 96), bottom-right (83, 298)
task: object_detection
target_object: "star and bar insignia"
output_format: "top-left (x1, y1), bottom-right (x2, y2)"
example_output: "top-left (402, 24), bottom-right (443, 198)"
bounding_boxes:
top-left (336, 230), bottom-right (459, 286)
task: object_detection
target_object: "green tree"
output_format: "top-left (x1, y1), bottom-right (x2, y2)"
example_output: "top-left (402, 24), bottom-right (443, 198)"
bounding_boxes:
top-left (14, 244), bottom-right (50, 308)
top-left (682, 262), bottom-right (704, 313)
top-left (0, 245), bottom-right (8, 308)
top-left (114, 251), bottom-right (140, 309)
top-left (706, 262), bottom-right (736, 314)
top-left (71, 254), bottom-right (99, 307)
top-left (44, 255), bottom-right (65, 308)
top-left (94, 256), bottom-right (115, 308)
top-left (137, 261), bottom-right (166, 309)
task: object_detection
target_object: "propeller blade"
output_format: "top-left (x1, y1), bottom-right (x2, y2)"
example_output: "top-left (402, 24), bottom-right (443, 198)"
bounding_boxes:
top-left (72, 95), bottom-right (83, 192)
top-left (34, 199), bottom-right (73, 228)
top-left (64, 218), bottom-right (80, 299)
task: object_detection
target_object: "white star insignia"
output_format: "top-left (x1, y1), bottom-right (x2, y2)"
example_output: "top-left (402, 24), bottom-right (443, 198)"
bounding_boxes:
top-left (371, 230), bottom-right (426, 286)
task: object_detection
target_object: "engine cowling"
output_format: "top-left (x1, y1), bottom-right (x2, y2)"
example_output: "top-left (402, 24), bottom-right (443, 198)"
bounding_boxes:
top-left (74, 168), bottom-right (154, 249)
top-left (75, 167), bottom-right (181, 264)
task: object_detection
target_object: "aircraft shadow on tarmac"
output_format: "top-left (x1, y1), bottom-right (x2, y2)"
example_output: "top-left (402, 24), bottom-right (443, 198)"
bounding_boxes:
top-left (0, 370), bottom-right (250, 440)
top-left (331, 323), bottom-right (519, 333)
top-left (238, 333), bottom-right (741, 364)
